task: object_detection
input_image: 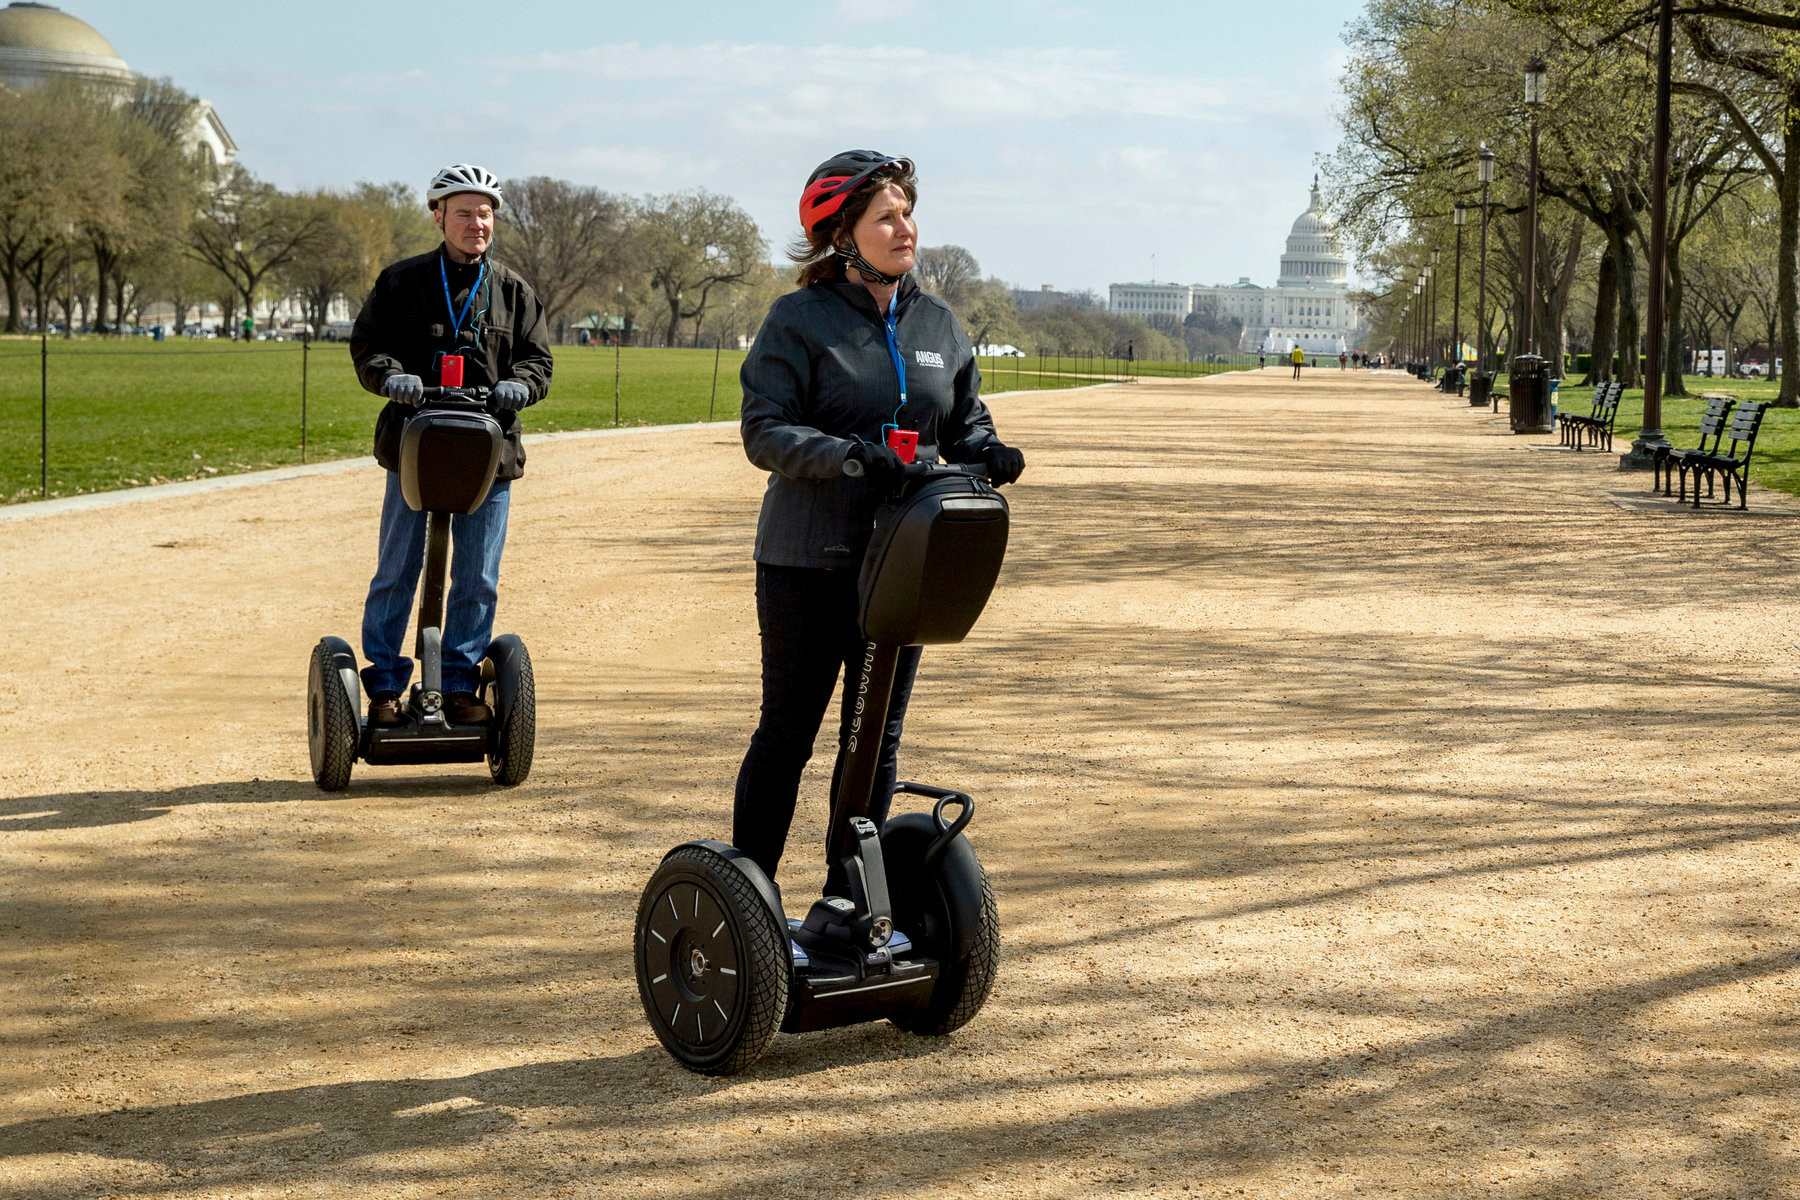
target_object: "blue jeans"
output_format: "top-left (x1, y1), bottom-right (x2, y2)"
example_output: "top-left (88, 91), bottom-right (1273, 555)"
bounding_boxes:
top-left (360, 470), bottom-right (510, 696)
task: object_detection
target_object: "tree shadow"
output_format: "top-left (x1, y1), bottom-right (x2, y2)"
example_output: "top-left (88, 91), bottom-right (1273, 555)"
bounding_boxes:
top-left (0, 776), bottom-right (516, 832)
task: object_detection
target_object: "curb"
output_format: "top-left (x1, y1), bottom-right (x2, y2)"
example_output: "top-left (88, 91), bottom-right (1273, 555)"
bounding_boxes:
top-left (0, 420), bottom-right (725, 525)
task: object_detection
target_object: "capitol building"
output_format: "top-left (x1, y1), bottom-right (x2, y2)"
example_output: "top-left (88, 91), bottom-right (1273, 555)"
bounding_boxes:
top-left (0, 2), bottom-right (236, 167)
top-left (1109, 178), bottom-right (1362, 355)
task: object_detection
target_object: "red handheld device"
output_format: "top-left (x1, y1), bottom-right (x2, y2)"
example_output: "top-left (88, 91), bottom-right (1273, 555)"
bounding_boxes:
top-left (439, 354), bottom-right (464, 388)
top-left (885, 428), bottom-right (919, 464)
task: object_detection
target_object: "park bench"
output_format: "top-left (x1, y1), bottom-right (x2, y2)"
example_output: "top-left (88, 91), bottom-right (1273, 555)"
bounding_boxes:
top-left (1686, 401), bottom-right (1768, 510)
top-left (1654, 394), bottom-right (1735, 499)
top-left (1559, 380), bottom-right (1623, 450)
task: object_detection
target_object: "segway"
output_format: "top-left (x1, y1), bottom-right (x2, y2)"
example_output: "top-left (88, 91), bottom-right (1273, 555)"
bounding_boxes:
top-left (634, 456), bottom-right (1010, 1074)
top-left (307, 385), bottom-right (535, 791)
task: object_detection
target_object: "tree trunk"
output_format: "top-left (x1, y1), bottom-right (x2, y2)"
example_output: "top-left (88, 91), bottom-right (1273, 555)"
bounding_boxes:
top-left (1664, 240), bottom-right (1689, 398)
top-left (1615, 224), bottom-right (1641, 389)
top-left (0, 256), bottom-right (19, 334)
top-left (1585, 243), bottom-right (1619, 384)
top-left (1776, 103), bottom-right (1800, 406)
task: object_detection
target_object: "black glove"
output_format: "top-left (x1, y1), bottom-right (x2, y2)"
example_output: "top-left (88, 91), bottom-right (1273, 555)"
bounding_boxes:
top-left (844, 442), bottom-right (907, 488)
top-left (983, 442), bottom-right (1025, 486)
top-left (492, 380), bottom-right (531, 411)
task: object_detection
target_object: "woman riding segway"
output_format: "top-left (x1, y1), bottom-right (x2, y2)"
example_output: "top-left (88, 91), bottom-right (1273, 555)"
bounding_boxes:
top-left (735, 150), bottom-right (1025, 897)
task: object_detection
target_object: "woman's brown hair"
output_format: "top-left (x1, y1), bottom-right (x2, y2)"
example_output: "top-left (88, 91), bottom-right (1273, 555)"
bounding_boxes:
top-left (787, 163), bottom-right (918, 289)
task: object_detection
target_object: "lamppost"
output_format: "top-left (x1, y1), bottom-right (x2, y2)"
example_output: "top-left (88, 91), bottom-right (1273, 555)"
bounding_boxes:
top-left (1429, 249), bottom-right (1441, 373)
top-left (1474, 145), bottom-right (1497, 408)
top-left (1415, 271), bottom-right (1427, 371)
top-left (1413, 280), bottom-right (1423, 369)
top-left (1452, 201), bottom-right (1468, 390)
top-left (1622, 0), bottom-right (1674, 469)
top-left (1521, 56), bottom-right (1548, 357)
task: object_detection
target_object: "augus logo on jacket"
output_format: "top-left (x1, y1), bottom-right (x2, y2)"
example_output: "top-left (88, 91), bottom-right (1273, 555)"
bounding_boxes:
top-left (913, 350), bottom-right (946, 369)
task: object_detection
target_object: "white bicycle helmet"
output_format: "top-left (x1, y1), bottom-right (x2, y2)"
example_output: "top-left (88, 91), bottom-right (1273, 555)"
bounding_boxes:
top-left (427, 163), bottom-right (503, 211)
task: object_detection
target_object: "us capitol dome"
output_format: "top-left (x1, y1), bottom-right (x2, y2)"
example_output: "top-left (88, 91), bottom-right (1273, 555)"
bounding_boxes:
top-left (1108, 176), bottom-right (1363, 355)
top-left (0, 2), bottom-right (236, 167)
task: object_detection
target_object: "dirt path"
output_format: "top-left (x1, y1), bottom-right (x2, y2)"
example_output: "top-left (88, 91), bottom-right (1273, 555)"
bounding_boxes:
top-left (3, 368), bottom-right (1798, 1199)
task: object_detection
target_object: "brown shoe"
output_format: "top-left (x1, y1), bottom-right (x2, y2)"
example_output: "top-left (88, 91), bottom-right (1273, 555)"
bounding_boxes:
top-left (446, 691), bottom-right (492, 724)
top-left (368, 691), bottom-right (405, 727)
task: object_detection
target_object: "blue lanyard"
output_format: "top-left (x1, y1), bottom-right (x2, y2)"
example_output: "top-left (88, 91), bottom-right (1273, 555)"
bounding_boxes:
top-left (440, 255), bottom-right (487, 340)
top-left (882, 291), bottom-right (907, 421)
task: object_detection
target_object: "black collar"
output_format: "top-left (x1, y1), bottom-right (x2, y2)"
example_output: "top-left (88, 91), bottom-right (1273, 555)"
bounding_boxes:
top-left (818, 273), bottom-right (919, 321)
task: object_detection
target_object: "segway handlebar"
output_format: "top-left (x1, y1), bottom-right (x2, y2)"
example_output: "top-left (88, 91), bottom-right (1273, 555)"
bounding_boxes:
top-left (841, 456), bottom-right (993, 484)
top-left (419, 385), bottom-right (493, 406)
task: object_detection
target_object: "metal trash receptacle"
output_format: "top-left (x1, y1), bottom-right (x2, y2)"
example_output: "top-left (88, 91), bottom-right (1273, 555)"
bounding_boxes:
top-left (1509, 354), bottom-right (1552, 433)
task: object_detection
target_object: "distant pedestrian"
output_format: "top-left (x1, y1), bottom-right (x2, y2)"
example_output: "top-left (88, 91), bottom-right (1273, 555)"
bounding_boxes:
top-left (1259, 352), bottom-right (1266, 369)
top-left (1290, 346), bottom-right (1304, 379)
top-left (1339, 351), bottom-right (1348, 370)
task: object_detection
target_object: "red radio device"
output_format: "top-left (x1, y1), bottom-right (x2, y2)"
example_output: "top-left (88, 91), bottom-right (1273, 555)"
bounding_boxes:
top-left (885, 428), bottom-right (919, 464)
top-left (439, 354), bottom-right (464, 388)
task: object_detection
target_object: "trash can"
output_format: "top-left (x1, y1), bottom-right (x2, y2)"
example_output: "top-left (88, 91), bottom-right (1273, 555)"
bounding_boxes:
top-left (1509, 354), bottom-right (1552, 433)
top-left (1468, 371), bottom-right (1491, 406)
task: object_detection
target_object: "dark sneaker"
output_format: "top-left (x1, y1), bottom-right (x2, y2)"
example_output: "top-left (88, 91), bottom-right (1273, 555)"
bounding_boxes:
top-left (446, 691), bottom-right (492, 724)
top-left (368, 691), bottom-right (405, 727)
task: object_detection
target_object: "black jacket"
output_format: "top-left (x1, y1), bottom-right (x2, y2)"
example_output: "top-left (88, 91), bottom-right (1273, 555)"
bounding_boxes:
top-left (740, 276), bottom-right (1001, 568)
top-left (350, 246), bottom-right (554, 480)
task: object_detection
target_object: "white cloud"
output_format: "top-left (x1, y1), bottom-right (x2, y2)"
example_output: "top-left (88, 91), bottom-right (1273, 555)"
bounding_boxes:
top-left (502, 42), bottom-right (1244, 135)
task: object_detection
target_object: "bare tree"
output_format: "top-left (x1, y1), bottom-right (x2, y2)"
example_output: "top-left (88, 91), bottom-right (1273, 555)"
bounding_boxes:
top-left (496, 177), bottom-right (630, 344)
top-left (637, 190), bottom-right (766, 346)
top-left (188, 166), bottom-right (329, 335)
top-left (914, 245), bottom-right (981, 308)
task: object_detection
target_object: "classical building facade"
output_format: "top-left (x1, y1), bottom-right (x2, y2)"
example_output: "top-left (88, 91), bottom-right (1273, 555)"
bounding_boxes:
top-left (0, 3), bottom-right (236, 168)
top-left (1109, 179), bottom-right (1363, 355)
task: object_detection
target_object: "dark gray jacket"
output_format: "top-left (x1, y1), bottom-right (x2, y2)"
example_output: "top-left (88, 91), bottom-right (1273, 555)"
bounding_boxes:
top-left (741, 276), bottom-right (1001, 568)
top-left (350, 246), bottom-right (554, 481)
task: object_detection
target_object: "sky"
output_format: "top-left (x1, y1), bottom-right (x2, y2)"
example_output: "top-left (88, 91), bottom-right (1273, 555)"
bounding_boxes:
top-left (73, 0), bottom-right (1359, 295)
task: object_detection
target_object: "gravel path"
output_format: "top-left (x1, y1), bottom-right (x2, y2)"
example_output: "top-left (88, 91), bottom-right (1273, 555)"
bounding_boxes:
top-left (3, 368), bottom-right (1797, 1199)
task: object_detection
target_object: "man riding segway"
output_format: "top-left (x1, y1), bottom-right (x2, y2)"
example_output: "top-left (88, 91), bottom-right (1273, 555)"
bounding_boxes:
top-left (349, 163), bottom-right (553, 729)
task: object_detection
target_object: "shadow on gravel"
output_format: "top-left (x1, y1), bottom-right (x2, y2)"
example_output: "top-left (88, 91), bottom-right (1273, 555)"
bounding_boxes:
top-left (0, 775), bottom-right (515, 832)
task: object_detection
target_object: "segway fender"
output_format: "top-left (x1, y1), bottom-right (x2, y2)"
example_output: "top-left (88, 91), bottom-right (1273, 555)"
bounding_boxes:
top-left (317, 635), bottom-right (362, 730)
top-left (667, 840), bottom-right (788, 930)
top-left (880, 813), bottom-right (986, 962)
top-left (485, 633), bottom-right (526, 740)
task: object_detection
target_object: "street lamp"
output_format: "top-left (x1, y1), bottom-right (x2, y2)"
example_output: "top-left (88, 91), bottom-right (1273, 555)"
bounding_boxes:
top-left (1521, 57), bottom-right (1548, 358)
top-left (1428, 250), bottom-right (1440, 374)
top-left (1415, 272), bottom-right (1427, 370)
top-left (1452, 202), bottom-right (1468, 394)
top-left (1623, 0), bottom-right (1674, 469)
top-left (1474, 145), bottom-right (1497, 408)
top-left (1413, 280), bottom-right (1423, 369)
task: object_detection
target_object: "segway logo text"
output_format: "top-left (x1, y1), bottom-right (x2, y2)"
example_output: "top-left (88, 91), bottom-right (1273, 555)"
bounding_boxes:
top-left (847, 648), bottom-right (875, 752)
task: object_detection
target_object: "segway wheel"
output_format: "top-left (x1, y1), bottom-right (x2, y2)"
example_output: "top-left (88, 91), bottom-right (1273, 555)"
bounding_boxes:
top-left (881, 814), bottom-right (1000, 1037)
top-left (635, 845), bottom-right (788, 1075)
top-left (488, 645), bottom-right (535, 786)
top-left (307, 641), bottom-right (357, 792)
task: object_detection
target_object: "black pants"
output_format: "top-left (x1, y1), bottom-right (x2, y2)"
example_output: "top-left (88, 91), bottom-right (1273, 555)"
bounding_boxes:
top-left (733, 563), bottom-right (922, 887)
top-left (1292, 362), bottom-right (1302, 378)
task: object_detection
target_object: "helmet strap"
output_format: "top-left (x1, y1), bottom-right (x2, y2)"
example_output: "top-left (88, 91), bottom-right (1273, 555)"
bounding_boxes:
top-left (834, 244), bottom-right (904, 286)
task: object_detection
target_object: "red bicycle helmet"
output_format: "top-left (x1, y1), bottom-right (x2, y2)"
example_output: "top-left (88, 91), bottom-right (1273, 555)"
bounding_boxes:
top-left (799, 150), bottom-right (914, 234)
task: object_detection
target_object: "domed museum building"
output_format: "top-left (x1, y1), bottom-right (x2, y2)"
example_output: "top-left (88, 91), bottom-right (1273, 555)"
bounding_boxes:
top-left (0, 2), bottom-right (236, 167)
top-left (1110, 178), bottom-right (1363, 355)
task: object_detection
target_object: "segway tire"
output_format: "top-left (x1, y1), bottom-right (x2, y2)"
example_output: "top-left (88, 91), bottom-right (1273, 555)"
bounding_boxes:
top-left (898, 869), bottom-right (998, 1036)
top-left (487, 645), bottom-right (535, 786)
top-left (307, 640), bottom-right (357, 792)
top-left (880, 813), bottom-right (1000, 1037)
top-left (635, 845), bottom-right (788, 1075)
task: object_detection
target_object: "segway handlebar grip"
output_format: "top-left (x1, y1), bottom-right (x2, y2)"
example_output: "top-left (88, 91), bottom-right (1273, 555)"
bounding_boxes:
top-left (419, 385), bottom-right (494, 410)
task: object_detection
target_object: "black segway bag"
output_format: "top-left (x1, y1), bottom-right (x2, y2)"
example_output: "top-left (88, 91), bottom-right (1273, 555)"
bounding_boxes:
top-left (399, 409), bottom-right (504, 515)
top-left (859, 472), bottom-right (1009, 646)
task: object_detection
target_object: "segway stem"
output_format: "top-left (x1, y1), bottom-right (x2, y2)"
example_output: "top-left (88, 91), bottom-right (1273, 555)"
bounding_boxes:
top-left (415, 511), bottom-right (450, 664)
top-left (825, 640), bottom-right (902, 866)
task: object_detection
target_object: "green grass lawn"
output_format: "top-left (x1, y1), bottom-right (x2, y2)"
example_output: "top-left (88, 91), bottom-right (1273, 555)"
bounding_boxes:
top-left (0, 341), bottom-right (751, 502)
top-left (1539, 376), bottom-right (1800, 495)
top-left (0, 338), bottom-right (1250, 504)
